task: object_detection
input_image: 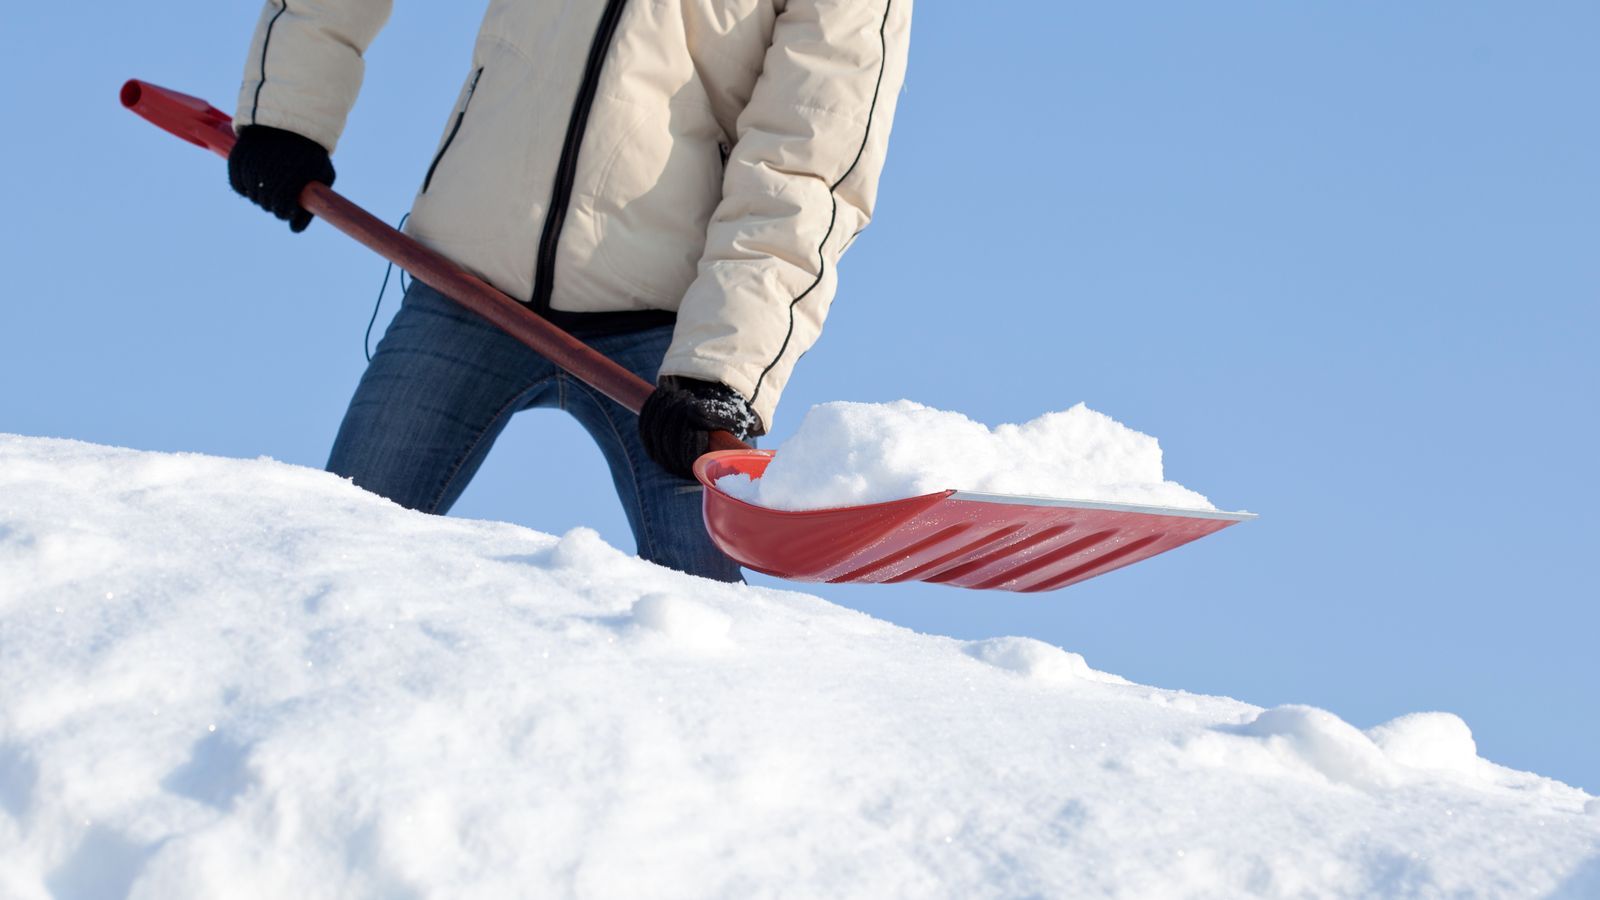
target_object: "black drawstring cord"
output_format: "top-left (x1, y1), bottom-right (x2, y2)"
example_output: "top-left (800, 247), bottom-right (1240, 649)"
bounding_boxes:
top-left (364, 212), bottom-right (410, 362)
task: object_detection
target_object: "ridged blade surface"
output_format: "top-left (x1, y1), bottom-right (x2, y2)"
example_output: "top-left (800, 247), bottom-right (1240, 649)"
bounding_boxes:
top-left (695, 451), bottom-right (1252, 593)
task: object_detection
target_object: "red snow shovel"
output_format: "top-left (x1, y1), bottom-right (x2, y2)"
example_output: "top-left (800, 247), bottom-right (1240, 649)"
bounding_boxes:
top-left (122, 80), bottom-right (1252, 592)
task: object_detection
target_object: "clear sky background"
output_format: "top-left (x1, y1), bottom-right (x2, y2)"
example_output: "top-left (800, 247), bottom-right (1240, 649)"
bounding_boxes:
top-left (3, 4), bottom-right (1596, 790)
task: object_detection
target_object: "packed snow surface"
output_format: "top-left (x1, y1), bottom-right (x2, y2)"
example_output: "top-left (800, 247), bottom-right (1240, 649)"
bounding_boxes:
top-left (716, 400), bottom-right (1219, 511)
top-left (3, 434), bottom-right (1598, 899)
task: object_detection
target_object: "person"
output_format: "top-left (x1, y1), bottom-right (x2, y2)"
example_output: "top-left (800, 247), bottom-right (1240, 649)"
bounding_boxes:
top-left (227, 0), bottom-right (912, 581)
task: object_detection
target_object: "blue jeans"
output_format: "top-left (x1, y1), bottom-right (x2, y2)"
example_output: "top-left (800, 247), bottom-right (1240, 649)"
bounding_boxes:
top-left (327, 280), bottom-right (743, 582)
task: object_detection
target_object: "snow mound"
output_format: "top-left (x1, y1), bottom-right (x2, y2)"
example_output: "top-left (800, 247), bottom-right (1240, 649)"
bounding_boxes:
top-left (1224, 705), bottom-right (1398, 791)
top-left (717, 400), bottom-right (1216, 511)
top-left (963, 636), bottom-right (1127, 686)
top-left (1199, 708), bottom-right (1497, 795)
top-left (1368, 711), bottom-right (1486, 779)
top-left (2, 434), bottom-right (1596, 899)
top-left (627, 593), bottom-right (733, 650)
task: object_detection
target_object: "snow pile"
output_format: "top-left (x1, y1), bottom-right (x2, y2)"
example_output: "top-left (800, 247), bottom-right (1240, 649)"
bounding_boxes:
top-left (3, 434), bottom-right (1598, 899)
top-left (717, 400), bottom-right (1217, 511)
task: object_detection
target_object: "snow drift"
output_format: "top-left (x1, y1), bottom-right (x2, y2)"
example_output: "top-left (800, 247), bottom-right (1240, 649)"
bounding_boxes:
top-left (1, 434), bottom-right (1596, 899)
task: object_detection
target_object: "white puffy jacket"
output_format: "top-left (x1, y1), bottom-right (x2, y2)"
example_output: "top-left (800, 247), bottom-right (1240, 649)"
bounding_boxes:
top-left (236, 0), bottom-right (912, 431)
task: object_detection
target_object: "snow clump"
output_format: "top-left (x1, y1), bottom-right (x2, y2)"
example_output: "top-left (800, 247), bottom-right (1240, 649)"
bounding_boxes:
top-left (627, 593), bottom-right (734, 650)
top-left (963, 636), bottom-right (1128, 686)
top-left (1367, 711), bottom-right (1485, 779)
top-left (717, 400), bottom-right (1217, 511)
top-left (1223, 705), bottom-right (1399, 791)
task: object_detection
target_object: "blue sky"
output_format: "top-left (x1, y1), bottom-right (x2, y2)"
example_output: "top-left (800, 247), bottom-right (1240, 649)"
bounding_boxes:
top-left (3, 3), bottom-right (1596, 790)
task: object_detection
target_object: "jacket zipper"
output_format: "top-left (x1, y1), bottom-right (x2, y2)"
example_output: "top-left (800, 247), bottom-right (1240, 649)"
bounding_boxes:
top-left (421, 66), bottom-right (485, 194)
top-left (530, 0), bottom-right (629, 313)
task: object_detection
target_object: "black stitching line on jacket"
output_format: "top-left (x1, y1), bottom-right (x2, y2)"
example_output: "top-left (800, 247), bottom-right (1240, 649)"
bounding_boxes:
top-left (748, 0), bottom-right (893, 410)
top-left (251, 1), bottom-right (290, 124)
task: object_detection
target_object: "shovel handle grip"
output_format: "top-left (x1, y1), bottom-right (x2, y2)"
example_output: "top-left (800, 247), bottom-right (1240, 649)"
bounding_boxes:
top-left (121, 79), bottom-right (750, 453)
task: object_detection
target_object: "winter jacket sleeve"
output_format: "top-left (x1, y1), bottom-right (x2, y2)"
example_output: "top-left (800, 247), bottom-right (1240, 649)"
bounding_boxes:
top-left (659, 0), bottom-right (913, 433)
top-left (234, 0), bottom-right (394, 152)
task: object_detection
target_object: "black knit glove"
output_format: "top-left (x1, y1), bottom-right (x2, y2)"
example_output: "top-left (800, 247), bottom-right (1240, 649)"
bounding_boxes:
top-left (639, 376), bottom-right (762, 478)
top-left (227, 125), bottom-right (335, 233)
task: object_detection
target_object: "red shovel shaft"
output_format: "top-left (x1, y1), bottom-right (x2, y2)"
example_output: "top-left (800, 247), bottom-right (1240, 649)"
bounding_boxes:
top-left (120, 79), bottom-right (748, 453)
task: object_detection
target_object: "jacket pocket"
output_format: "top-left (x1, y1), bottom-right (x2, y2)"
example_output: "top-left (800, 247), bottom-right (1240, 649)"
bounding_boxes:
top-left (421, 67), bottom-right (485, 194)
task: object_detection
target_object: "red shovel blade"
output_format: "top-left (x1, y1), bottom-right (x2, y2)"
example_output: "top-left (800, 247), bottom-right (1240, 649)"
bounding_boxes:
top-left (694, 451), bottom-right (1253, 592)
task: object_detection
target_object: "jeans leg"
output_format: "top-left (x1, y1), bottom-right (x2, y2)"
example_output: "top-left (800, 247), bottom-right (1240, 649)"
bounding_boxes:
top-left (560, 327), bottom-right (745, 583)
top-left (327, 281), bottom-right (558, 514)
